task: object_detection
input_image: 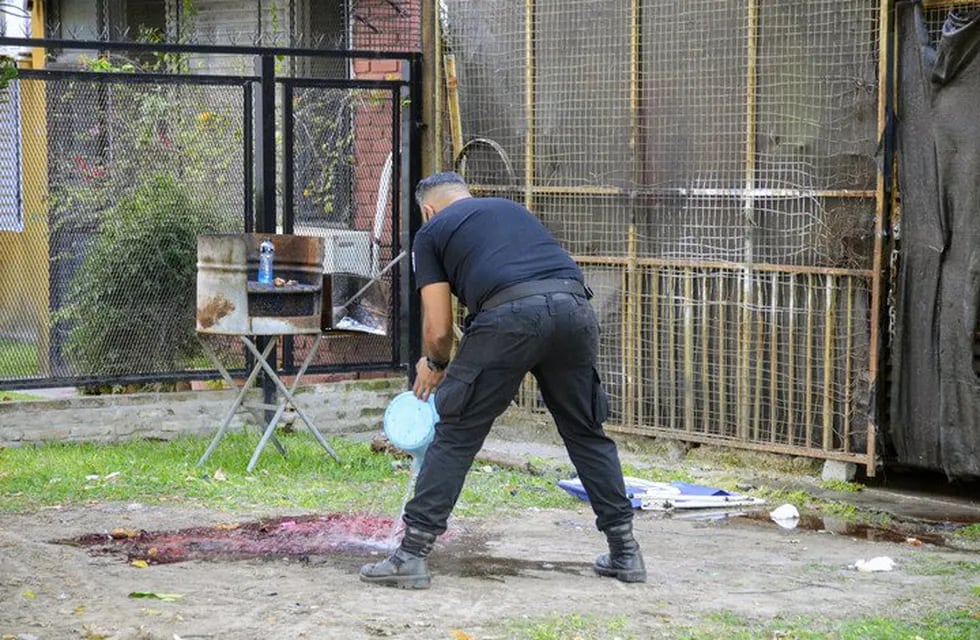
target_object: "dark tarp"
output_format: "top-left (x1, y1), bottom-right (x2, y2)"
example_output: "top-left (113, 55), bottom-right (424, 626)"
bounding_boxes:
top-left (892, 4), bottom-right (980, 479)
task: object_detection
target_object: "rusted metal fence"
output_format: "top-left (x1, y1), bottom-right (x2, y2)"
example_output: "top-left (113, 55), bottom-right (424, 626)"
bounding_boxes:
top-left (438, 0), bottom-right (889, 473)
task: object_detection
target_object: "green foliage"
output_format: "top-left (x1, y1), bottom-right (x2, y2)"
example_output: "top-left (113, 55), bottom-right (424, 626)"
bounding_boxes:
top-left (0, 55), bottom-right (17, 101)
top-left (55, 174), bottom-right (221, 375)
top-left (50, 30), bottom-right (241, 379)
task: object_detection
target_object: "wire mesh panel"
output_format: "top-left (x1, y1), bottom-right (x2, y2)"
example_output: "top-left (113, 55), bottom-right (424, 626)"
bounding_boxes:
top-left (443, 0), bottom-right (884, 469)
top-left (41, 77), bottom-right (245, 380)
top-left (289, 83), bottom-right (403, 368)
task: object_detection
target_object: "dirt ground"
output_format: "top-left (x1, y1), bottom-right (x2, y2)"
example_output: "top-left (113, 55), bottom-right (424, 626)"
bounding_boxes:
top-left (1, 487), bottom-right (978, 640)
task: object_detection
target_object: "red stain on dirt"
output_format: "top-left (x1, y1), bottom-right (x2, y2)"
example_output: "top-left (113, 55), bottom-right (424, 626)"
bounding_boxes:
top-left (62, 513), bottom-right (400, 565)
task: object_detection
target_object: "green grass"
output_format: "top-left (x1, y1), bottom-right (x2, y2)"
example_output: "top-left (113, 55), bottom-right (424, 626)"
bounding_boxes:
top-left (673, 609), bottom-right (980, 640)
top-left (493, 609), bottom-right (980, 640)
top-left (0, 337), bottom-right (40, 377)
top-left (953, 522), bottom-right (980, 541)
top-left (0, 431), bottom-right (583, 515)
top-left (504, 613), bottom-right (633, 640)
top-left (752, 486), bottom-right (865, 521)
top-left (0, 389), bottom-right (46, 402)
top-left (818, 479), bottom-right (864, 493)
top-left (906, 555), bottom-right (980, 577)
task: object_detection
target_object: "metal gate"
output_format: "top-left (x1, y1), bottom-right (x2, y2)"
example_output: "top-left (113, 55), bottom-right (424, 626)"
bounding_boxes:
top-left (0, 37), bottom-right (421, 391)
top-left (439, 0), bottom-right (890, 474)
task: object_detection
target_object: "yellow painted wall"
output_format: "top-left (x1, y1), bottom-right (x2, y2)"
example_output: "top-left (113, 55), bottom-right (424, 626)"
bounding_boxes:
top-left (0, 0), bottom-right (50, 374)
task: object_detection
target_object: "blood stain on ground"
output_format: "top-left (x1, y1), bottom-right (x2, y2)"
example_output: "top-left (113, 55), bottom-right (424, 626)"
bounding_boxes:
top-left (58, 513), bottom-right (398, 564)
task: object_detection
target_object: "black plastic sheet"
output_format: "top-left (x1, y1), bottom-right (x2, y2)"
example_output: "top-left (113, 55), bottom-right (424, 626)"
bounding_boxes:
top-left (891, 4), bottom-right (980, 479)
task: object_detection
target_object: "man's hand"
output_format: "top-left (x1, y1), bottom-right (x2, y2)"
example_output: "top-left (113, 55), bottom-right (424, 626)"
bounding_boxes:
top-left (413, 356), bottom-right (446, 402)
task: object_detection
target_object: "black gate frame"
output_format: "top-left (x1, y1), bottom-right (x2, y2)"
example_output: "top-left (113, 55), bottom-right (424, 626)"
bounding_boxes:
top-left (0, 37), bottom-right (423, 391)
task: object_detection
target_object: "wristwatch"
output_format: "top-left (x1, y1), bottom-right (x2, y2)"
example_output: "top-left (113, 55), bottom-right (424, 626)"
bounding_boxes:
top-left (425, 356), bottom-right (449, 371)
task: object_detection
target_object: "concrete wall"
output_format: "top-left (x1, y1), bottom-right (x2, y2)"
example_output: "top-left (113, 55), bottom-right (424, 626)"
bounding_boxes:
top-left (0, 377), bottom-right (405, 447)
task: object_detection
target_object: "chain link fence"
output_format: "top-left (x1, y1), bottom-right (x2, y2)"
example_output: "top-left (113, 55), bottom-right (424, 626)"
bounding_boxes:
top-left (443, 0), bottom-right (884, 470)
top-left (0, 37), bottom-right (416, 390)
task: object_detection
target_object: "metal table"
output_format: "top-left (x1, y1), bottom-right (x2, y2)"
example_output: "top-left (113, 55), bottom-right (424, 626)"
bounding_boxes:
top-left (196, 331), bottom-right (339, 472)
top-left (195, 233), bottom-right (340, 471)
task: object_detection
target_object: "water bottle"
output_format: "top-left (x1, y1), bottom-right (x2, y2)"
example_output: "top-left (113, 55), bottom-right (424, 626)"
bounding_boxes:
top-left (258, 238), bottom-right (274, 284)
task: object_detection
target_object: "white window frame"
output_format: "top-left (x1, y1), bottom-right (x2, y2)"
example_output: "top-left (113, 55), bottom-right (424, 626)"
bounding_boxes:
top-left (0, 78), bottom-right (23, 233)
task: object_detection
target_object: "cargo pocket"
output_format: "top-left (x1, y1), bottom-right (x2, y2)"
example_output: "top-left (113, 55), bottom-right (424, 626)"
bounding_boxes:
top-left (435, 361), bottom-right (481, 418)
top-left (591, 368), bottom-right (609, 425)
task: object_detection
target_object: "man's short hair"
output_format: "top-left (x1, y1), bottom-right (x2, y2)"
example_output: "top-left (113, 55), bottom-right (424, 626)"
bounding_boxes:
top-left (415, 171), bottom-right (469, 206)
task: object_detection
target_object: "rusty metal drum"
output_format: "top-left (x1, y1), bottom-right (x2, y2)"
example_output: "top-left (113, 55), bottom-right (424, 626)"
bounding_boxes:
top-left (196, 233), bottom-right (325, 335)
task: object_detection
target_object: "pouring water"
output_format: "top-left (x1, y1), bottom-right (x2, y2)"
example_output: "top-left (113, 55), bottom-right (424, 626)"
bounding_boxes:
top-left (381, 392), bottom-right (438, 552)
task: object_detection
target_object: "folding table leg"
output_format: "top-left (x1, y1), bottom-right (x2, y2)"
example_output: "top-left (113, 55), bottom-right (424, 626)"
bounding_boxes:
top-left (241, 335), bottom-right (341, 463)
top-left (199, 338), bottom-right (287, 457)
top-left (245, 333), bottom-right (326, 472)
top-left (197, 337), bottom-right (277, 466)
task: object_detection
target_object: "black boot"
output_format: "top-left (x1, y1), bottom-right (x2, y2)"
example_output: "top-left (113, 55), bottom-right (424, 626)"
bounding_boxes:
top-left (360, 526), bottom-right (437, 589)
top-left (593, 522), bottom-right (647, 583)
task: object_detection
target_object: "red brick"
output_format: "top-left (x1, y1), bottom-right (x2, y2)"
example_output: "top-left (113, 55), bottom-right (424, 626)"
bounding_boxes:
top-left (370, 59), bottom-right (399, 74)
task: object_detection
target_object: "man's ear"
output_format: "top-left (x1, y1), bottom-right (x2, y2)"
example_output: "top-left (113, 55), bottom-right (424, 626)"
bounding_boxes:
top-left (421, 204), bottom-right (435, 221)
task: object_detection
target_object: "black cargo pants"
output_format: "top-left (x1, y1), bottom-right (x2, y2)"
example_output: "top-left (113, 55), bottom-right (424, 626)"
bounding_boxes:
top-left (402, 291), bottom-right (634, 535)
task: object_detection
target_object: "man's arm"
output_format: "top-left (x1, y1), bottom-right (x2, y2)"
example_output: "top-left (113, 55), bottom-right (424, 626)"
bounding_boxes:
top-left (413, 281), bottom-right (453, 401)
top-left (421, 282), bottom-right (454, 364)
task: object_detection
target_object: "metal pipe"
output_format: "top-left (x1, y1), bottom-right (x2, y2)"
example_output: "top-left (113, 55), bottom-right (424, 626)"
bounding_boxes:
top-left (683, 269), bottom-right (695, 432)
top-left (0, 36), bottom-right (421, 60)
top-left (769, 272), bottom-right (779, 442)
top-left (804, 274), bottom-right (815, 448)
top-left (822, 276), bottom-right (836, 451)
top-left (572, 255), bottom-right (874, 279)
top-left (468, 183), bottom-right (876, 199)
top-left (844, 278), bottom-right (855, 452)
top-left (391, 84), bottom-right (404, 370)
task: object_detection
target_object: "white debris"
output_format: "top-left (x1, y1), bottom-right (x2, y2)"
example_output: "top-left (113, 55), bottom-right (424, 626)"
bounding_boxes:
top-left (854, 556), bottom-right (895, 572)
top-left (770, 503), bottom-right (800, 529)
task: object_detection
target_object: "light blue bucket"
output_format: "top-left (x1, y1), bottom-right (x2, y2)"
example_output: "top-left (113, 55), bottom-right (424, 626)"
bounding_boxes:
top-left (383, 391), bottom-right (439, 465)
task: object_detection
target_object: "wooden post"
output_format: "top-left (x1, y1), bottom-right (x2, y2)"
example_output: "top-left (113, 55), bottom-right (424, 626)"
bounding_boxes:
top-left (629, 0), bottom-right (642, 430)
top-left (863, 0), bottom-right (891, 476)
top-left (739, 0), bottom-right (760, 441)
top-left (625, 225), bottom-right (639, 429)
top-left (524, 0), bottom-right (535, 211)
top-left (444, 54), bottom-right (464, 163)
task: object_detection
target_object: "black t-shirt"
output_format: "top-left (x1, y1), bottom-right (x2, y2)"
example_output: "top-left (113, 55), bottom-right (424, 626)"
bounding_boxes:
top-left (412, 197), bottom-right (583, 312)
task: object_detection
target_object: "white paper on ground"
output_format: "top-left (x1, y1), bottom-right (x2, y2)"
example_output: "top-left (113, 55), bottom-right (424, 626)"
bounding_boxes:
top-left (854, 556), bottom-right (895, 572)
